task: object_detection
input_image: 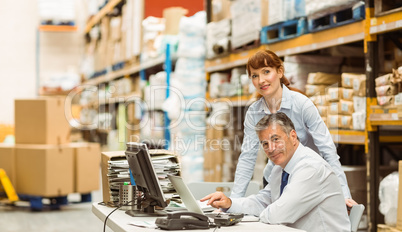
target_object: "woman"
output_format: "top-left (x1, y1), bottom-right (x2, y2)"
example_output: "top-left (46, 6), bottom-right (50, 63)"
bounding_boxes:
top-left (231, 49), bottom-right (357, 207)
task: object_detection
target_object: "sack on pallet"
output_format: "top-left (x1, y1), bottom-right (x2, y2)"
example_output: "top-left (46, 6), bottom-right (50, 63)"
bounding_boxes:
top-left (339, 99), bottom-right (354, 115)
top-left (317, 105), bottom-right (328, 117)
top-left (342, 73), bottom-right (360, 88)
top-left (307, 72), bottom-right (342, 85)
top-left (305, 84), bottom-right (327, 96)
top-left (327, 114), bottom-right (352, 129)
top-left (375, 74), bottom-right (393, 87)
top-left (376, 85), bottom-right (398, 97)
top-left (377, 96), bottom-right (394, 106)
top-left (310, 95), bottom-right (328, 106)
top-left (284, 55), bottom-right (342, 92)
top-left (339, 115), bottom-right (353, 129)
top-left (327, 87), bottom-right (343, 102)
top-left (341, 88), bottom-right (354, 101)
top-left (352, 74), bottom-right (366, 97)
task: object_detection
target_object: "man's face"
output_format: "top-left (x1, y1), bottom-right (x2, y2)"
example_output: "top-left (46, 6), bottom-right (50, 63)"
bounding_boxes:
top-left (258, 123), bottom-right (297, 168)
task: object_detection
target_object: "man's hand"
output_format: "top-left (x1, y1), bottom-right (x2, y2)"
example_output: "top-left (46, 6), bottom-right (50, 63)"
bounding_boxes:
top-left (200, 192), bottom-right (232, 209)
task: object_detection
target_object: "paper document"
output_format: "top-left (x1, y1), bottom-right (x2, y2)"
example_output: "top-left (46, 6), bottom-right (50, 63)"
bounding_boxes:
top-left (128, 220), bottom-right (157, 229)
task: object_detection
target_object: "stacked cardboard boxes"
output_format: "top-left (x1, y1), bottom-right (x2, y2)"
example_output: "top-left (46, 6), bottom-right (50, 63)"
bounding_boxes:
top-left (0, 97), bottom-right (100, 198)
top-left (204, 125), bottom-right (225, 182)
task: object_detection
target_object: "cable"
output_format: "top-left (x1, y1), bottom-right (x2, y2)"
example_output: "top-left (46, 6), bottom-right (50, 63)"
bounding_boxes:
top-left (103, 200), bottom-right (135, 232)
top-left (208, 218), bottom-right (220, 232)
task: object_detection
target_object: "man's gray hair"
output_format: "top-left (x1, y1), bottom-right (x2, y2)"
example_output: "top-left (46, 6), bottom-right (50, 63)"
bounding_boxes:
top-left (255, 112), bottom-right (297, 137)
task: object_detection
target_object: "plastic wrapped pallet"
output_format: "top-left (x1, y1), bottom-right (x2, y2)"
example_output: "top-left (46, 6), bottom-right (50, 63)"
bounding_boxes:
top-left (230, 0), bottom-right (261, 49)
top-left (305, 0), bottom-right (361, 19)
top-left (268, 0), bottom-right (306, 25)
top-left (209, 72), bottom-right (230, 98)
top-left (352, 111), bottom-right (366, 130)
top-left (353, 96), bottom-right (366, 112)
top-left (284, 55), bottom-right (342, 92)
top-left (177, 12), bottom-right (207, 59)
top-left (206, 19), bottom-right (231, 59)
top-left (268, 0), bottom-right (285, 25)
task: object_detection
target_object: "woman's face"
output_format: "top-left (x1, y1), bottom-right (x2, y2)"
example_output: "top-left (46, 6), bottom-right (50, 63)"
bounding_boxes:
top-left (249, 66), bottom-right (283, 97)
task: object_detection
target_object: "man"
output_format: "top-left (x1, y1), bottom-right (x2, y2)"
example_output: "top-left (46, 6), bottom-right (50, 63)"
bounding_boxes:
top-left (201, 112), bottom-right (351, 232)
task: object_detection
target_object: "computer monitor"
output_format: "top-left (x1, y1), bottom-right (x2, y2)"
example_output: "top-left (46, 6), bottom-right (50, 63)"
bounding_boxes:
top-left (125, 142), bottom-right (167, 217)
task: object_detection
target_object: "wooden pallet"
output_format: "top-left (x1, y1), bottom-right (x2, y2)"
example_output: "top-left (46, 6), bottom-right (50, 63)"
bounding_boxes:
top-left (308, 3), bottom-right (365, 32)
top-left (17, 193), bottom-right (91, 211)
top-left (261, 17), bottom-right (308, 44)
top-left (231, 39), bottom-right (260, 53)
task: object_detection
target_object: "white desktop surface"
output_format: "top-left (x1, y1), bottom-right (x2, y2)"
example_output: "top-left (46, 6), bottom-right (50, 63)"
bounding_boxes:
top-left (92, 202), bottom-right (306, 232)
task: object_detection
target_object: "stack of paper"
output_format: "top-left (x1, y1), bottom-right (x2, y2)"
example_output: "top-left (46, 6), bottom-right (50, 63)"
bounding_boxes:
top-left (149, 151), bottom-right (181, 194)
top-left (107, 149), bottom-right (181, 203)
top-left (107, 159), bottom-right (130, 202)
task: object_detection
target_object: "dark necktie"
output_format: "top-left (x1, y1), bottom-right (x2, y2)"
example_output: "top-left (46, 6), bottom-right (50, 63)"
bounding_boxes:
top-left (280, 171), bottom-right (289, 196)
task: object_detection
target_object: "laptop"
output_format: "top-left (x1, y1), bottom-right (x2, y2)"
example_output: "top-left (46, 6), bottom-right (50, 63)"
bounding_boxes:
top-left (167, 175), bottom-right (245, 225)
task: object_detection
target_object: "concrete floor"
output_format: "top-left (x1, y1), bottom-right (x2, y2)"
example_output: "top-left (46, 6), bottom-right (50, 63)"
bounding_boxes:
top-left (0, 189), bottom-right (114, 232)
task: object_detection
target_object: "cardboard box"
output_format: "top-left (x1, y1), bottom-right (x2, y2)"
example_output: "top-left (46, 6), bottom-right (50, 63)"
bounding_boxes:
top-left (15, 144), bottom-right (74, 197)
top-left (0, 144), bottom-right (16, 191)
top-left (163, 7), bottom-right (188, 35)
top-left (69, 143), bottom-right (101, 193)
top-left (101, 151), bottom-right (126, 203)
top-left (15, 97), bottom-right (71, 145)
top-left (397, 161), bottom-right (402, 230)
top-left (211, 0), bottom-right (231, 22)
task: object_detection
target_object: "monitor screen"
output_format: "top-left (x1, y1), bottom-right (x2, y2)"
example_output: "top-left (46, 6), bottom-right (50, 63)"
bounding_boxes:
top-left (125, 142), bottom-right (167, 216)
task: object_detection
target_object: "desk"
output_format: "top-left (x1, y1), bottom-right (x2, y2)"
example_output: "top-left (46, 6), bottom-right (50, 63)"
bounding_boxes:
top-left (92, 202), bottom-right (306, 232)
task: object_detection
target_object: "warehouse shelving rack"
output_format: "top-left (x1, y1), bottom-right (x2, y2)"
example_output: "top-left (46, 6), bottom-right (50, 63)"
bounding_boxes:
top-left (82, 0), bottom-right (174, 149)
top-left (204, 1), bottom-right (402, 231)
top-left (82, 0), bottom-right (402, 230)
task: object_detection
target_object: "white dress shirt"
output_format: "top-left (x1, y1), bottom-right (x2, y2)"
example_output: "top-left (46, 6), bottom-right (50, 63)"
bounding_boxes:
top-left (231, 85), bottom-right (351, 199)
top-left (228, 143), bottom-right (351, 232)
